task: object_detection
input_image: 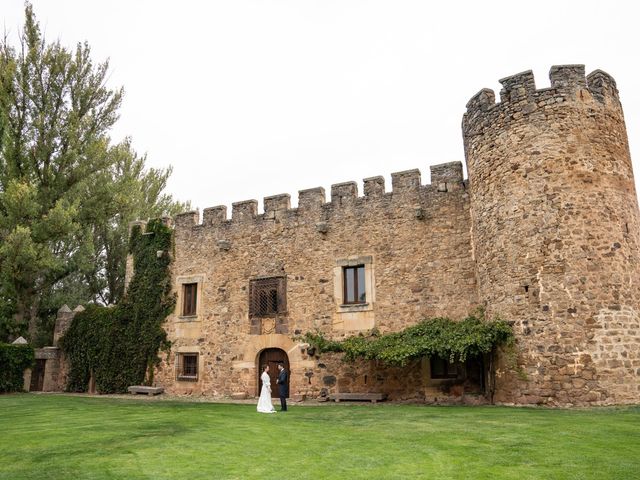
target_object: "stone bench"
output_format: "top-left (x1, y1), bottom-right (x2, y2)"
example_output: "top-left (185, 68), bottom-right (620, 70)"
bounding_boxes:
top-left (127, 385), bottom-right (164, 396)
top-left (329, 393), bottom-right (387, 403)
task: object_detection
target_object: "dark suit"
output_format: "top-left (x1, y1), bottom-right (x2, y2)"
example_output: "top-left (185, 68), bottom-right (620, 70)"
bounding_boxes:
top-left (276, 368), bottom-right (288, 411)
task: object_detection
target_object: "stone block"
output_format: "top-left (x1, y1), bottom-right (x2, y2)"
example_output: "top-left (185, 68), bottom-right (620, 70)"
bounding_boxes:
top-left (127, 385), bottom-right (165, 395)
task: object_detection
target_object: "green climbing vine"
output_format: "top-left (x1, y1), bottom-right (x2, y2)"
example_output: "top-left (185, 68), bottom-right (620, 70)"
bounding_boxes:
top-left (0, 343), bottom-right (35, 392)
top-left (298, 310), bottom-right (514, 367)
top-left (60, 219), bottom-right (175, 393)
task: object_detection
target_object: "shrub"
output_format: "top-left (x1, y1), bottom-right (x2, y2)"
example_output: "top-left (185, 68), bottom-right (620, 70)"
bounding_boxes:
top-left (60, 219), bottom-right (174, 393)
top-left (0, 343), bottom-right (35, 393)
top-left (299, 311), bottom-right (514, 366)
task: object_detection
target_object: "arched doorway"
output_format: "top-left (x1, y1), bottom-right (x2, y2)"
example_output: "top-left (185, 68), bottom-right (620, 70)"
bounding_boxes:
top-left (258, 348), bottom-right (289, 398)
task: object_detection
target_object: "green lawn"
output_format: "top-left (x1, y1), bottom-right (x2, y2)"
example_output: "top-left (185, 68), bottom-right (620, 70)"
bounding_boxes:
top-left (0, 394), bottom-right (638, 480)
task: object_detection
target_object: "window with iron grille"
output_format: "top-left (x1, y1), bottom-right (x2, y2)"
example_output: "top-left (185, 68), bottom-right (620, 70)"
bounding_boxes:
top-left (182, 283), bottom-right (197, 316)
top-left (249, 277), bottom-right (286, 317)
top-left (176, 353), bottom-right (198, 381)
top-left (430, 356), bottom-right (459, 379)
top-left (343, 265), bottom-right (366, 304)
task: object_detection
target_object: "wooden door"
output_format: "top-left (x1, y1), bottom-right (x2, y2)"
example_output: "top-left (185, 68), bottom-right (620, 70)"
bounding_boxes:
top-left (30, 359), bottom-right (46, 392)
top-left (258, 348), bottom-right (289, 398)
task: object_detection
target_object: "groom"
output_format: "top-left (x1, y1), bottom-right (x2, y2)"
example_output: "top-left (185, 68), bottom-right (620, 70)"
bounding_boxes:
top-left (276, 364), bottom-right (288, 411)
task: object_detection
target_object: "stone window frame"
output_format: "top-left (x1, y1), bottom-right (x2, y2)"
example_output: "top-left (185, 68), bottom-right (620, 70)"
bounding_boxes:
top-left (176, 274), bottom-right (204, 321)
top-left (175, 347), bottom-right (201, 382)
top-left (334, 255), bottom-right (375, 313)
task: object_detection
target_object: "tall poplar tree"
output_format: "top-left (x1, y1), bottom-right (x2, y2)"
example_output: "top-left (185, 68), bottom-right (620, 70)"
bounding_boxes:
top-left (0, 4), bottom-right (186, 342)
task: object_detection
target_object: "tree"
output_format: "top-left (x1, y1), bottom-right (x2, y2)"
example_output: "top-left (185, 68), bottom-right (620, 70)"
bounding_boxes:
top-left (0, 5), bottom-right (186, 343)
top-left (79, 139), bottom-right (187, 306)
top-left (34, 140), bottom-right (188, 346)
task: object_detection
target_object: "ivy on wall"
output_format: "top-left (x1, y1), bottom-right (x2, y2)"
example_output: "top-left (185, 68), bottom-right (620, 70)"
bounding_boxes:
top-left (299, 311), bottom-right (514, 366)
top-left (60, 219), bottom-right (174, 393)
top-left (0, 344), bottom-right (35, 393)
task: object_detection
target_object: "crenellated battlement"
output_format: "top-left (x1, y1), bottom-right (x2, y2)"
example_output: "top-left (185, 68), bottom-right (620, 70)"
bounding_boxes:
top-left (172, 162), bottom-right (466, 229)
top-left (156, 65), bottom-right (640, 406)
top-left (498, 69), bottom-right (536, 103)
top-left (391, 169), bottom-right (421, 193)
top-left (461, 64), bottom-right (640, 406)
top-left (203, 206), bottom-right (227, 226)
top-left (463, 65), bottom-right (620, 128)
top-left (587, 69), bottom-right (619, 102)
top-left (331, 181), bottom-right (358, 204)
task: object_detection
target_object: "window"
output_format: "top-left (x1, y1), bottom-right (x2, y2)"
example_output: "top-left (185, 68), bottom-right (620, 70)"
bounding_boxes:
top-left (430, 357), bottom-right (459, 379)
top-left (176, 275), bottom-right (203, 320)
top-left (333, 256), bottom-right (374, 330)
top-left (176, 353), bottom-right (198, 381)
top-left (249, 277), bottom-right (286, 317)
top-left (182, 283), bottom-right (197, 316)
top-left (343, 265), bottom-right (366, 304)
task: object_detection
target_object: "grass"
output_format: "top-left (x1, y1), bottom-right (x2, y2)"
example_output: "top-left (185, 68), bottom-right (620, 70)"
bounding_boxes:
top-left (0, 394), bottom-right (638, 480)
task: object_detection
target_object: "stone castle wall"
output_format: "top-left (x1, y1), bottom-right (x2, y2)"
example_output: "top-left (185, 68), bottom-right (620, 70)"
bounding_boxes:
top-left (153, 163), bottom-right (480, 400)
top-left (463, 65), bottom-right (640, 404)
top-left (145, 64), bottom-right (640, 406)
top-left (23, 305), bottom-right (78, 393)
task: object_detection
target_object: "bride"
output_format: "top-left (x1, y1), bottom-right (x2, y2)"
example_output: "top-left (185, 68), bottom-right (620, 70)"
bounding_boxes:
top-left (257, 365), bottom-right (276, 413)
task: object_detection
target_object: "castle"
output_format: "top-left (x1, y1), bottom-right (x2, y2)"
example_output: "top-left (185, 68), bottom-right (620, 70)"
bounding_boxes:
top-left (125, 65), bottom-right (640, 405)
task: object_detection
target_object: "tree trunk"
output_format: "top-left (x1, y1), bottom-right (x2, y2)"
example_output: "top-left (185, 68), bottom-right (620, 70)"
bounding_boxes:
top-left (15, 293), bottom-right (39, 342)
top-left (27, 306), bottom-right (40, 343)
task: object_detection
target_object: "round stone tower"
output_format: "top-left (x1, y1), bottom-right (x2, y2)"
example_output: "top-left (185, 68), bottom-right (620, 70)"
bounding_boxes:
top-left (463, 65), bottom-right (640, 405)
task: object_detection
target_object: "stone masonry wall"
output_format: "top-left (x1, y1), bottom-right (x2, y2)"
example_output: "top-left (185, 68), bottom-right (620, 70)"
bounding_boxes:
top-left (463, 65), bottom-right (640, 405)
top-left (25, 304), bottom-right (78, 392)
top-left (153, 163), bottom-right (480, 400)
top-left (145, 65), bottom-right (640, 406)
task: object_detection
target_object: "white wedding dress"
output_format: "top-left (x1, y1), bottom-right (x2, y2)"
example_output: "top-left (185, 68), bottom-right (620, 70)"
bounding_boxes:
top-left (257, 372), bottom-right (276, 413)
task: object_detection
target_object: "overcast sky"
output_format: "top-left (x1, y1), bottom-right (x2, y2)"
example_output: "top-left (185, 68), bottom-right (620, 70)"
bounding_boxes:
top-left (4, 1), bottom-right (640, 214)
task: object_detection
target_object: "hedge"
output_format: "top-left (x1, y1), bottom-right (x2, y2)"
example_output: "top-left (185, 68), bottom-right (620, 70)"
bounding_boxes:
top-left (60, 219), bottom-right (174, 393)
top-left (0, 343), bottom-right (35, 393)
